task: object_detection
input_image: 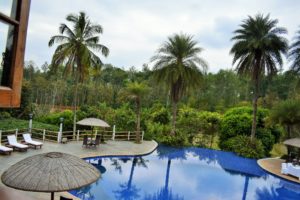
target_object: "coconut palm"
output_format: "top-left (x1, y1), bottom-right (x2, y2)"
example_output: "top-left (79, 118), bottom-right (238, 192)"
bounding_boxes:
top-left (151, 33), bottom-right (208, 135)
top-left (126, 82), bottom-right (149, 143)
top-left (230, 14), bottom-right (288, 140)
top-left (49, 11), bottom-right (109, 136)
top-left (289, 27), bottom-right (300, 73)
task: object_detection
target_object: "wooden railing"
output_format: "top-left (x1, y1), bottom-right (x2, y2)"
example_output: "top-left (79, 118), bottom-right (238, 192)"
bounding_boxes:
top-left (0, 128), bottom-right (144, 144)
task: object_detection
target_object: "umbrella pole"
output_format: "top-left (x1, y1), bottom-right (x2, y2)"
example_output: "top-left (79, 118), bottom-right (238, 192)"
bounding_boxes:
top-left (51, 192), bottom-right (54, 200)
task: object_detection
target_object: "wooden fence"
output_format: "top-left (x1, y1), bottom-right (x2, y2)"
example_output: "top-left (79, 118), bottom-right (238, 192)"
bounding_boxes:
top-left (0, 128), bottom-right (144, 144)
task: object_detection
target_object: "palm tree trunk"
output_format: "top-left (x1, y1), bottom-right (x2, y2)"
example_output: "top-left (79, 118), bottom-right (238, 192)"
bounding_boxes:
top-left (136, 98), bottom-right (141, 143)
top-left (165, 159), bottom-right (171, 189)
top-left (73, 79), bottom-right (78, 139)
top-left (242, 176), bottom-right (249, 200)
top-left (128, 158), bottom-right (137, 188)
top-left (171, 101), bottom-right (177, 136)
top-left (251, 77), bottom-right (259, 140)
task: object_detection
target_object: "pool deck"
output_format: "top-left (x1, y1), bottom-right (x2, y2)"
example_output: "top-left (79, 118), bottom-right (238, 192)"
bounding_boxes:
top-left (0, 140), bottom-right (158, 200)
top-left (257, 158), bottom-right (300, 184)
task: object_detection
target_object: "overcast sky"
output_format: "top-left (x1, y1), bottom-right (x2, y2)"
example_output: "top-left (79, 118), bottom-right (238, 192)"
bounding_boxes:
top-left (24, 0), bottom-right (300, 72)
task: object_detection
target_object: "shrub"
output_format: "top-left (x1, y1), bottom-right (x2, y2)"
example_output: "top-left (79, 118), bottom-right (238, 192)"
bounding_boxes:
top-left (158, 132), bottom-right (189, 147)
top-left (36, 110), bottom-right (74, 130)
top-left (256, 128), bottom-right (275, 156)
top-left (219, 113), bottom-right (252, 149)
top-left (222, 135), bottom-right (265, 158)
top-left (0, 112), bottom-right (11, 120)
top-left (113, 104), bottom-right (135, 131)
top-left (219, 106), bottom-right (276, 157)
top-left (144, 122), bottom-right (171, 140)
top-left (151, 107), bottom-right (170, 124)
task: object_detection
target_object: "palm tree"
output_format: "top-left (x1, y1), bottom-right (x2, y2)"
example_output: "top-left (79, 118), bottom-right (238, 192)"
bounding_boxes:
top-left (126, 82), bottom-right (149, 143)
top-left (289, 27), bottom-right (300, 73)
top-left (49, 11), bottom-right (109, 136)
top-left (151, 33), bottom-right (208, 135)
top-left (230, 14), bottom-right (288, 140)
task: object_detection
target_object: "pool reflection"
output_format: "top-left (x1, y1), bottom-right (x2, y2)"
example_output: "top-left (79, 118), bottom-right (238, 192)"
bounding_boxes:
top-left (70, 146), bottom-right (300, 200)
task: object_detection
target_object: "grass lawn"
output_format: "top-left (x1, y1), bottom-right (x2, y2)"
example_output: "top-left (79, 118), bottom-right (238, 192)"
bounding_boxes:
top-left (0, 118), bottom-right (58, 131)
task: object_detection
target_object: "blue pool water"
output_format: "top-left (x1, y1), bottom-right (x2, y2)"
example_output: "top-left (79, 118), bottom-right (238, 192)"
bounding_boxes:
top-left (70, 145), bottom-right (300, 200)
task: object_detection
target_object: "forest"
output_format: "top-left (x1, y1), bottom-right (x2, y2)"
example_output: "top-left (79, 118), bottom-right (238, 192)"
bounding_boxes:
top-left (1, 12), bottom-right (300, 159)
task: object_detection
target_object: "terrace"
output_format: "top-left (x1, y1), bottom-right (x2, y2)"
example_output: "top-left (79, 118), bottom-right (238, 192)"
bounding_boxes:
top-left (0, 140), bottom-right (158, 200)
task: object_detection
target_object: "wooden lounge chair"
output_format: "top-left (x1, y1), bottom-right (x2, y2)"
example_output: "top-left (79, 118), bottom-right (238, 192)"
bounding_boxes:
top-left (23, 133), bottom-right (43, 149)
top-left (0, 145), bottom-right (13, 155)
top-left (7, 135), bottom-right (29, 151)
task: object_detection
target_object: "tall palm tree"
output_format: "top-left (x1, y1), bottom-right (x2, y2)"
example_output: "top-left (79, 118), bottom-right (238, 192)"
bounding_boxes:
top-left (289, 27), bottom-right (300, 73)
top-left (230, 14), bottom-right (288, 140)
top-left (49, 11), bottom-right (109, 136)
top-left (126, 82), bottom-right (149, 143)
top-left (151, 33), bottom-right (208, 135)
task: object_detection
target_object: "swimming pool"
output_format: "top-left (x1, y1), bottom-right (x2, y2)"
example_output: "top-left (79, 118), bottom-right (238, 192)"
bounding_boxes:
top-left (70, 145), bottom-right (300, 200)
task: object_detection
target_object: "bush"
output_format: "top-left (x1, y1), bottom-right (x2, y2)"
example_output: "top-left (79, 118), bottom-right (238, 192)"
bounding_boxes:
top-left (144, 122), bottom-right (171, 140)
top-left (0, 112), bottom-right (11, 120)
top-left (36, 110), bottom-right (74, 130)
top-left (256, 128), bottom-right (275, 156)
top-left (219, 106), bottom-right (276, 157)
top-left (113, 104), bottom-right (135, 131)
top-left (219, 113), bottom-right (252, 149)
top-left (158, 132), bottom-right (189, 147)
top-left (151, 107), bottom-right (170, 124)
top-left (222, 135), bottom-right (265, 158)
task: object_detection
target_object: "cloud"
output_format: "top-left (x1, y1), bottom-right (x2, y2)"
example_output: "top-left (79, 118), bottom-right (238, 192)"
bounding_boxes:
top-left (24, 0), bottom-right (300, 72)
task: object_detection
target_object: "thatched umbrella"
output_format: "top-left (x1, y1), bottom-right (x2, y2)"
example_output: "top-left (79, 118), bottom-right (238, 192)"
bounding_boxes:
top-left (1, 152), bottom-right (100, 200)
top-left (283, 138), bottom-right (300, 148)
top-left (77, 118), bottom-right (110, 142)
top-left (76, 118), bottom-right (110, 128)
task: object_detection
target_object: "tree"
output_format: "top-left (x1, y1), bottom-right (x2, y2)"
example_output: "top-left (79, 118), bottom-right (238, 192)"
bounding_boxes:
top-left (151, 33), bottom-right (208, 135)
top-left (230, 14), bottom-right (288, 140)
top-left (289, 26), bottom-right (300, 73)
top-left (48, 11), bottom-right (109, 136)
top-left (270, 100), bottom-right (300, 139)
top-left (126, 82), bottom-right (149, 143)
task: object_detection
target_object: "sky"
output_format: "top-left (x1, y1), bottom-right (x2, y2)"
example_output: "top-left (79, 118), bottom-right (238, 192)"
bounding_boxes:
top-left (23, 0), bottom-right (300, 73)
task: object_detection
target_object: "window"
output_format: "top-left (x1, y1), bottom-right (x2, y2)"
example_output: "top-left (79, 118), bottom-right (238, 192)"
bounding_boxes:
top-left (0, 0), bottom-right (31, 107)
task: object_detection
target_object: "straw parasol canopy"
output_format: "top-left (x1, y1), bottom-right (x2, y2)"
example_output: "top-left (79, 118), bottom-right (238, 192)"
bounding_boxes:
top-left (283, 138), bottom-right (300, 148)
top-left (76, 118), bottom-right (110, 127)
top-left (1, 152), bottom-right (100, 200)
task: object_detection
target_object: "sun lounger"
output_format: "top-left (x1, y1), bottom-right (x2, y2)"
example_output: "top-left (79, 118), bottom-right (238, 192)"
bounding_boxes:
top-left (0, 145), bottom-right (13, 155)
top-left (7, 135), bottom-right (29, 151)
top-left (23, 133), bottom-right (43, 149)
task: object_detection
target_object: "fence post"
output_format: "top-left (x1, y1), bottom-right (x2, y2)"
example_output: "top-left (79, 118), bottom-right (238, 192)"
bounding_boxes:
top-left (28, 113), bottom-right (33, 133)
top-left (43, 129), bottom-right (46, 142)
top-left (112, 125), bottom-right (116, 141)
top-left (142, 131), bottom-right (144, 142)
top-left (15, 128), bottom-right (18, 138)
top-left (128, 131), bottom-right (130, 141)
top-left (0, 130), bottom-right (2, 144)
top-left (95, 130), bottom-right (98, 139)
top-left (57, 131), bottom-right (61, 143)
top-left (77, 130), bottom-right (80, 141)
top-left (58, 118), bottom-right (63, 143)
